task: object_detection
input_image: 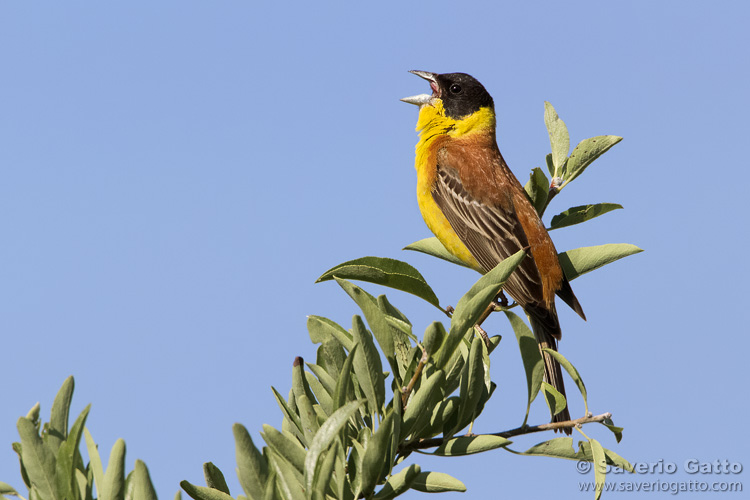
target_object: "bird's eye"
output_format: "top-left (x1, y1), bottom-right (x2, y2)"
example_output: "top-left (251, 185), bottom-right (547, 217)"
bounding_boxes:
top-left (449, 84), bottom-right (462, 94)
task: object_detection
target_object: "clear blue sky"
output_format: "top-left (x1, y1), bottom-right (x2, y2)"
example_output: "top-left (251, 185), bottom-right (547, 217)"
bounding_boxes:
top-left (2, 1), bottom-right (748, 498)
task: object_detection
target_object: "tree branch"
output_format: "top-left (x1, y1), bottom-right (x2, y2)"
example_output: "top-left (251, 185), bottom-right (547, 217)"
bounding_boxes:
top-left (399, 412), bottom-right (612, 453)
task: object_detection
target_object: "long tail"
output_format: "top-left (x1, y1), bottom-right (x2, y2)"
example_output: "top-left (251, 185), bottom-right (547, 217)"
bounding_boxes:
top-left (528, 313), bottom-right (572, 435)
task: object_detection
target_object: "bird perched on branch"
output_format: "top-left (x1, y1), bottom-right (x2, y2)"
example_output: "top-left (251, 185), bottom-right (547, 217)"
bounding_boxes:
top-left (402, 71), bottom-right (586, 432)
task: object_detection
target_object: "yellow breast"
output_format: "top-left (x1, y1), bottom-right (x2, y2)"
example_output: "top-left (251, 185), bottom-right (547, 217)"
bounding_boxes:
top-left (412, 100), bottom-right (491, 273)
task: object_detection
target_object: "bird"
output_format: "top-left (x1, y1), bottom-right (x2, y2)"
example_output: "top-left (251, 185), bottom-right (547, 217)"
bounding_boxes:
top-left (401, 71), bottom-right (586, 432)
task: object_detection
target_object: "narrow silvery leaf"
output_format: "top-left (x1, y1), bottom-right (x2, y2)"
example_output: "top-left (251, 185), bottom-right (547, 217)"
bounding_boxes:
top-left (434, 435), bottom-right (511, 456)
top-left (261, 425), bottom-right (306, 474)
top-left (400, 370), bottom-right (445, 440)
top-left (549, 203), bottom-right (623, 230)
top-left (350, 316), bottom-right (385, 414)
top-left (541, 381), bottom-right (567, 417)
top-left (180, 481), bottom-right (233, 500)
top-left (271, 388), bottom-right (305, 446)
top-left (202, 463), bottom-right (230, 495)
top-left (519, 437), bottom-right (632, 473)
top-left (563, 135), bottom-right (622, 187)
top-left (83, 428), bottom-right (104, 499)
top-left (306, 316), bottom-right (352, 350)
top-left (601, 417), bottom-right (624, 444)
top-left (47, 376), bottom-right (74, 452)
top-left (132, 460), bottom-right (157, 500)
top-left (410, 472), bottom-right (466, 493)
top-left (233, 424), bottom-right (268, 500)
top-left (403, 238), bottom-right (476, 270)
top-left (506, 311), bottom-right (543, 425)
top-left (101, 438), bottom-right (126, 500)
top-left (317, 256), bottom-right (441, 309)
top-left (559, 244), bottom-right (643, 281)
top-left (373, 464), bottom-right (421, 500)
top-left (542, 348), bottom-right (588, 414)
top-left (333, 344), bottom-right (357, 410)
top-left (359, 410), bottom-right (395, 496)
top-left (544, 102), bottom-right (570, 176)
top-left (304, 401), bottom-right (363, 495)
top-left (455, 337), bottom-right (485, 432)
top-left (17, 417), bottom-right (59, 500)
top-left (55, 404), bottom-right (90, 500)
top-left (524, 167), bottom-right (550, 217)
top-left (335, 279), bottom-right (398, 381)
top-left (590, 438), bottom-right (607, 500)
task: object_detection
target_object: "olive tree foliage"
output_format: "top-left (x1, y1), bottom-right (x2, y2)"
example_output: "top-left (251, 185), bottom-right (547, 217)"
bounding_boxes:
top-left (2, 103), bottom-right (639, 500)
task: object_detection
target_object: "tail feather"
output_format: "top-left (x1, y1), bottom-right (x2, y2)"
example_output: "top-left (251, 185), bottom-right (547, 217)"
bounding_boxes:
top-left (528, 313), bottom-right (572, 435)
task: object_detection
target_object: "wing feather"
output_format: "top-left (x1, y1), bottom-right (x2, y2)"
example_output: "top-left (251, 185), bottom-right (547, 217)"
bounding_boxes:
top-left (431, 163), bottom-right (544, 310)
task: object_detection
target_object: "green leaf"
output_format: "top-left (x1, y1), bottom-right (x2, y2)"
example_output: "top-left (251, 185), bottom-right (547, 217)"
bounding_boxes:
top-left (589, 438), bottom-right (607, 500)
top-left (305, 363), bottom-right (336, 401)
top-left (261, 425), bottom-right (307, 475)
top-left (83, 429), bottom-right (104, 499)
top-left (544, 102), bottom-right (570, 176)
top-left (335, 279), bottom-right (397, 382)
top-left (295, 394), bottom-right (319, 444)
top-left (410, 472), bottom-right (466, 493)
top-left (549, 203), bottom-right (623, 230)
top-left (17, 417), bottom-right (59, 500)
top-left (422, 322), bottom-right (446, 357)
top-left (506, 311), bottom-right (543, 426)
top-left (307, 316), bottom-right (353, 350)
top-left (132, 460), bottom-right (157, 500)
top-left (541, 381), bottom-right (567, 417)
top-left (180, 481), bottom-right (234, 500)
top-left (333, 344), bottom-right (358, 410)
top-left (292, 358), bottom-right (318, 407)
top-left (310, 447), bottom-right (337, 500)
top-left (350, 316), bottom-right (385, 414)
top-left (542, 348), bottom-right (588, 414)
top-left (524, 167), bottom-right (550, 216)
top-left (47, 376), bottom-right (74, 452)
top-left (0, 482), bottom-right (21, 499)
top-left (563, 135), bottom-right (622, 187)
top-left (518, 437), bottom-right (633, 472)
top-left (400, 370), bottom-right (445, 440)
top-left (373, 464), bottom-right (421, 500)
top-left (403, 238), bottom-right (476, 270)
top-left (377, 294), bottom-right (415, 382)
top-left (267, 450), bottom-right (305, 500)
top-left (455, 337), bottom-right (486, 432)
top-left (271, 386), bottom-right (308, 445)
top-left (545, 153), bottom-right (555, 178)
top-left (600, 417), bottom-right (624, 444)
top-left (317, 257), bottom-right (441, 309)
top-left (202, 463), bottom-right (229, 495)
top-left (55, 404), bottom-right (90, 500)
top-left (359, 410), bottom-right (395, 495)
top-left (316, 338), bottom-right (346, 381)
top-left (436, 250), bottom-right (526, 369)
top-left (304, 400), bottom-right (363, 496)
top-left (559, 243), bottom-right (643, 281)
top-left (233, 424), bottom-right (268, 500)
top-left (434, 435), bottom-right (511, 456)
top-left (98, 437), bottom-right (127, 500)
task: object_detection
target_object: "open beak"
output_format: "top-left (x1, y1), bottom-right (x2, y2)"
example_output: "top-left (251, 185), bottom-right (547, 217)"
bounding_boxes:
top-left (401, 70), bottom-right (439, 106)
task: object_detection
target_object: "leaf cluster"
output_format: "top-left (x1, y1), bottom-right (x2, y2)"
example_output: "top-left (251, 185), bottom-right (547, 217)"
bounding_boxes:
top-left (2, 376), bottom-right (162, 500)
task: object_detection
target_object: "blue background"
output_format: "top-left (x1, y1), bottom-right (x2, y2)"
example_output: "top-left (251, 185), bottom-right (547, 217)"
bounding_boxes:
top-left (2, 1), bottom-right (748, 497)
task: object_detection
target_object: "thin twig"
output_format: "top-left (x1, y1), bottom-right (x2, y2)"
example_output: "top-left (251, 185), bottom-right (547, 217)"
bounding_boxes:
top-left (400, 347), bottom-right (429, 408)
top-left (399, 412), bottom-right (612, 453)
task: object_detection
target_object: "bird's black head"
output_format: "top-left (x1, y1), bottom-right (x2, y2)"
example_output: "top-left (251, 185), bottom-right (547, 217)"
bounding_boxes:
top-left (433, 72), bottom-right (494, 119)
